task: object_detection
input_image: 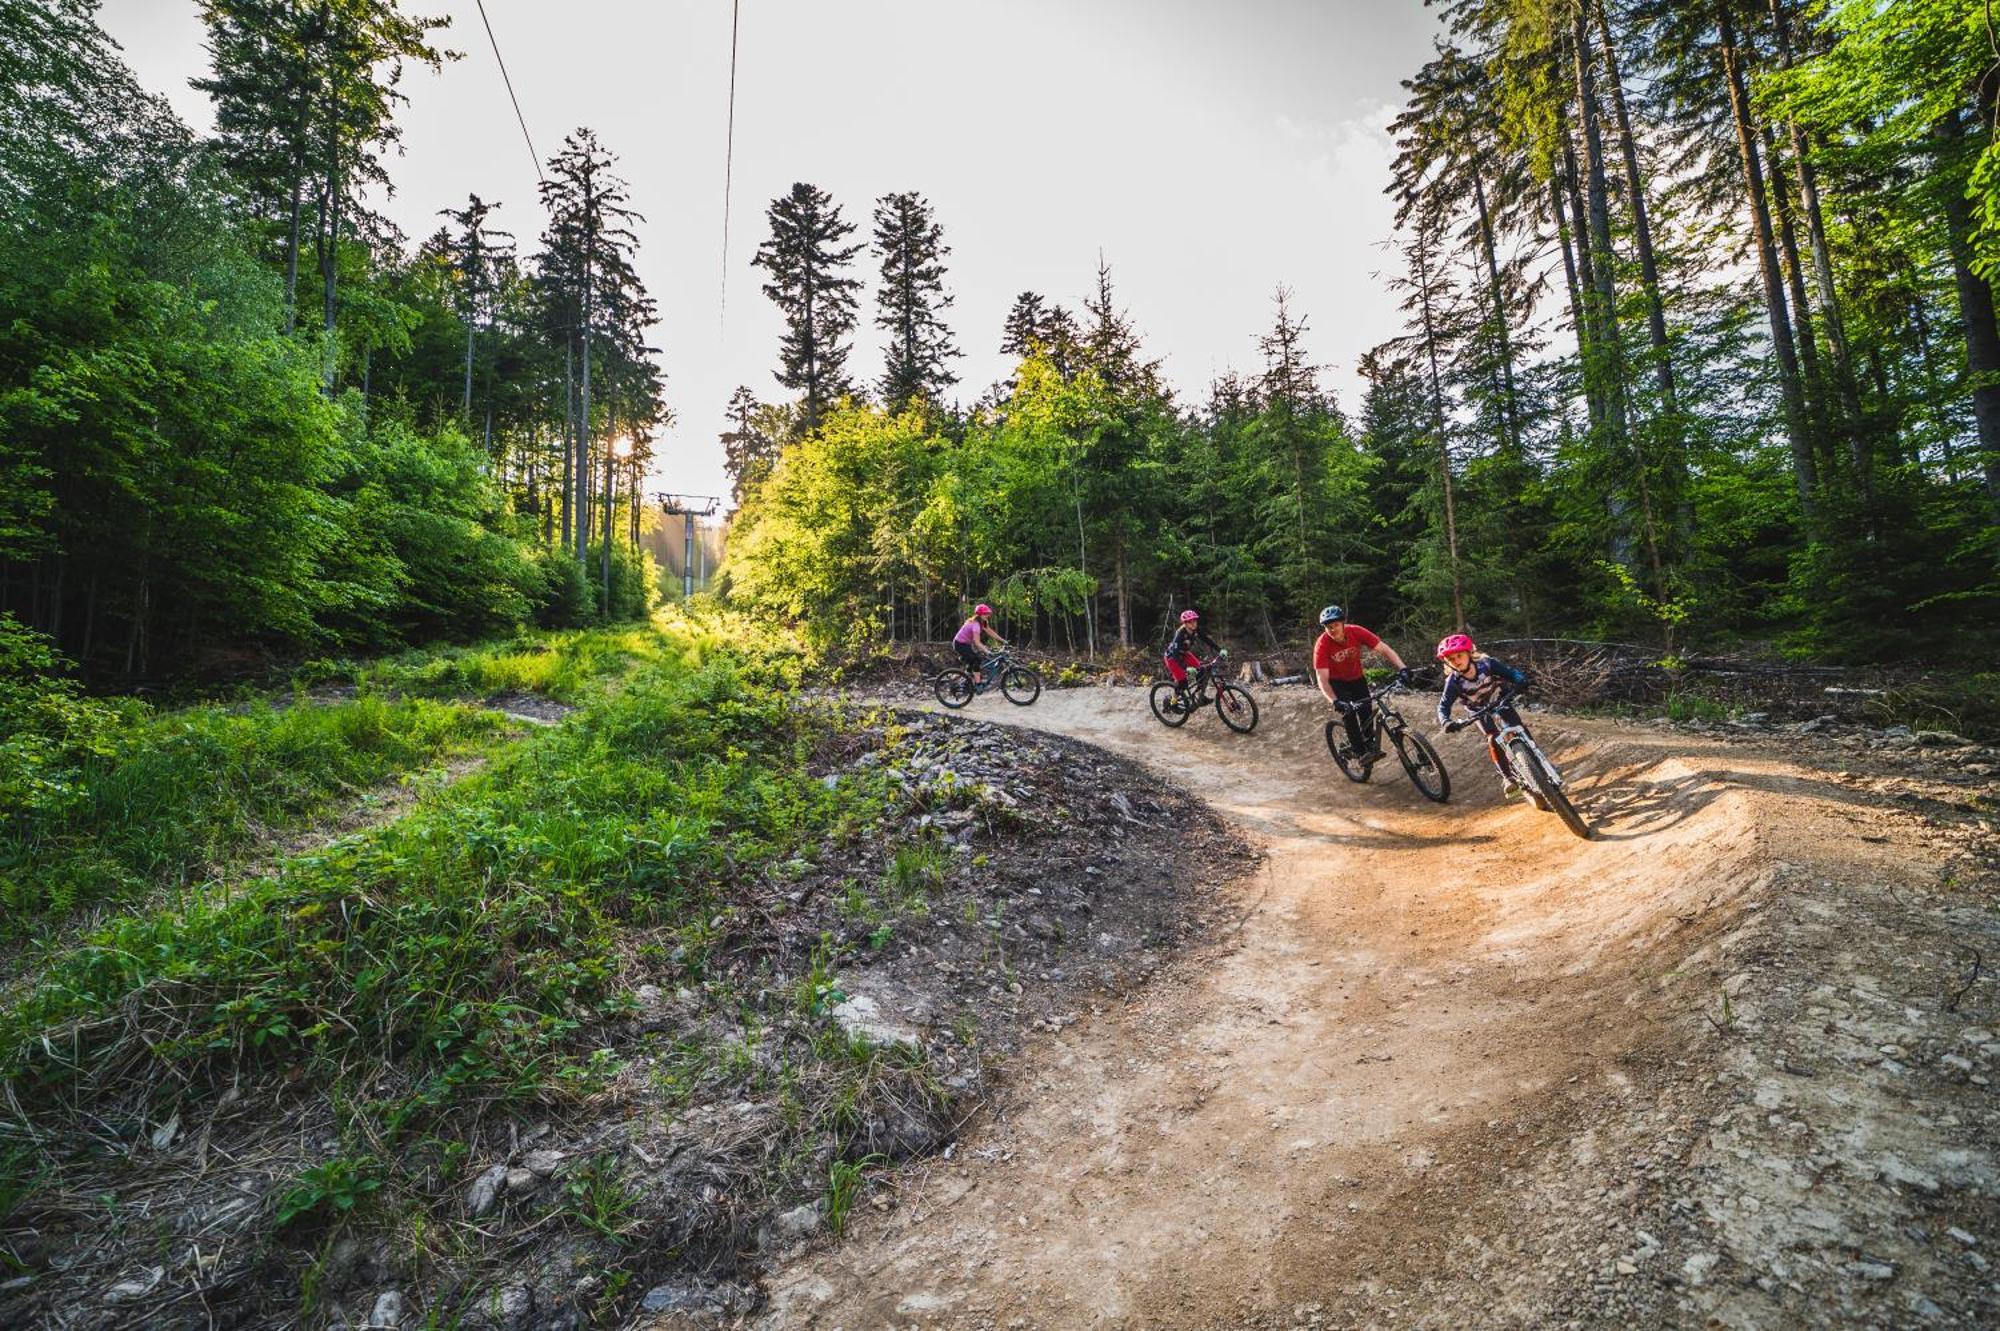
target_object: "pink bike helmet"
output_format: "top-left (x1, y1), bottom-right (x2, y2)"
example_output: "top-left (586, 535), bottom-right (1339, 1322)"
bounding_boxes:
top-left (1180, 609), bottom-right (1201, 623)
top-left (1435, 633), bottom-right (1476, 659)
top-left (974, 603), bottom-right (994, 617)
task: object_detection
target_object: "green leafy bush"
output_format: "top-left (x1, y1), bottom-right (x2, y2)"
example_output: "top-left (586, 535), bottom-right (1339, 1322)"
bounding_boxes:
top-left (0, 614), bottom-right (118, 829)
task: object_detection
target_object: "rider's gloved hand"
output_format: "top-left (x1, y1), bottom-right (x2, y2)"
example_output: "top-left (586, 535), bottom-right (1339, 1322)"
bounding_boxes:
top-left (1395, 667), bottom-right (1413, 686)
top-left (1445, 718), bottom-right (1468, 733)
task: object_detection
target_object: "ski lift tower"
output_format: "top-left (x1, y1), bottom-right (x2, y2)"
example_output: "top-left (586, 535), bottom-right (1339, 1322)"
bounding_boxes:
top-left (655, 493), bottom-right (720, 599)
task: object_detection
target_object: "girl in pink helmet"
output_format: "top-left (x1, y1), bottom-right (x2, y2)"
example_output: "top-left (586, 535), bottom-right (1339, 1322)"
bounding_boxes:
top-left (953, 603), bottom-right (1007, 682)
top-left (1435, 633), bottom-right (1533, 799)
top-left (1163, 608), bottom-right (1224, 704)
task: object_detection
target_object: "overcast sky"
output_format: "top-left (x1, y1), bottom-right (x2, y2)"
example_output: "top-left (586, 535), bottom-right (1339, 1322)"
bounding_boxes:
top-left (96, 0), bottom-right (1441, 504)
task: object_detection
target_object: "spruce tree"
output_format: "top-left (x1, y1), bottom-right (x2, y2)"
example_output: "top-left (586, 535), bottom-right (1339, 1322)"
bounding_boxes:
top-left (753, 182), bottom-right (862, 431)
top-left (540, 129), bottom-right (643, 569)
top-left (721, 386), bottom-right (780, 506)
top-left (439, 193), bottom-right (512, 422)
top-left (872, 191), bottom-right (960, 412)
top-left (1001, 291), bottom-right (1079, 376)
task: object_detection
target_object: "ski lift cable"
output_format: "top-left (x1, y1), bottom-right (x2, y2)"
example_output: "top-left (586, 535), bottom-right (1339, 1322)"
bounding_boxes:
top-left (474, 0), bottom-right (545, 185)
top-left (720, 0), bottom-right (741, 330)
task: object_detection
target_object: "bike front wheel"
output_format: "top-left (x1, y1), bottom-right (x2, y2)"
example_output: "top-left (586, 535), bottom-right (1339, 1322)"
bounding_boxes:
top-left (1325, 719), bottom-right (1371, 782)
top-left (935, 670), bottom-right (976, 709)
top-left (1510, 740), bottom-right (1591, 839)
top-left (1393, 727), bottom-right (1450, 803)
top-left (1001, 666), bottom-right (1041, 706)
top-left (1215, 683), bottom-right (1259, 734)
top-left (1149, 681), bottom-right (1193, 728)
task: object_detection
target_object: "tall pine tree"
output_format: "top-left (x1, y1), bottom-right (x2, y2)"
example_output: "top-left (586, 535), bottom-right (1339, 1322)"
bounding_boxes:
top-left (872, 191), bottom-right (960, 412)
top-left (753, 182), bottom-right (862, 432)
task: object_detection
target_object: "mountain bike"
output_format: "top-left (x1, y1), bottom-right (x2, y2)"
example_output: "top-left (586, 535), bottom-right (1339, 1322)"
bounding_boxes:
top-left (1450, 692), bottom-right (1591, 839)
top-left (934, 649), bottom-right (1042, 709)
top-left (1324, 679), bottom-right (1449, 803)
top-left (1149, 653), bottom-right (1259, 734)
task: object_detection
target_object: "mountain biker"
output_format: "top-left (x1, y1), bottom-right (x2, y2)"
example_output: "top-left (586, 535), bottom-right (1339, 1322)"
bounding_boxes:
top-left (953, 604), bottom-right (1007, 683)
top-left (1313, 605), bottom-right (1411, 763)
top-left (1434, 633), bottom-right (1532, 799)
top-left (1163, 609), bottom-right (1224, 704)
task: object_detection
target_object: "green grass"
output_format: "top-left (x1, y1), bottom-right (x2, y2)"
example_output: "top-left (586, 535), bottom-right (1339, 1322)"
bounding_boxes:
top-left (0, 618), bottom-right (952, 1315)
top-left (343, 609), bottom-right (772, 708)
top-left (0, 693), bottom-right (506, 932)
top-left (0, 630), bottom-right (880, 1146)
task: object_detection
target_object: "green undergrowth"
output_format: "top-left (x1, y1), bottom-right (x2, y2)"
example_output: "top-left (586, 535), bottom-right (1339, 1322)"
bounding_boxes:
top-left (308, 622), bottom-right (691, 707)
top-left (0, 622), bottom-right (903, 1231)
top-left (0, 693), bottom-right (507, 933)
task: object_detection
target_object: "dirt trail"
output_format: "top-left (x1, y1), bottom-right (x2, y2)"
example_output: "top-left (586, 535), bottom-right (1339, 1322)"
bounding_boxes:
top-left (745, 687), bottom-right (1996, 1330)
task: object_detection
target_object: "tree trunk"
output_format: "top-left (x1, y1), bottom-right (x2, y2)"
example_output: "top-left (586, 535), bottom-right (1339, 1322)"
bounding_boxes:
top-left (284, 171), bottom-right (304, 335)
top-left (1937, 110), bottom-right (2000, 509)
top-left (1471, 172), bottom-right (1524, 456)
top-left (1548, 176), bottom-right (1594, 430)
top-left (464, 321), bottom-right (476, 420)
top-left (1770, 0), bottom-right (1865, 479)
top-left (1115, 542), bottom-right (1131, 647)
top-left (1718, 0), bottom-right (1816, 512)
top-left (318, 87), bottom-right (341, 391)
top-left (1594, 0), bottom-right (1677, 412)
top-left (1414, 228), bottom-right (1467, 632)
top-left (1571, 10), bottom-right (1629, 440)
top-left (560, 339), bottom-right (574, 552)
top-left (1763, 124), bottom-right (1825, 416)
top-left (578, 327), bottom-right (593, 565)
top-left (1559, 135), bottom-right (1606, 432)
top-left (600, 427), bottom-right (615, 610)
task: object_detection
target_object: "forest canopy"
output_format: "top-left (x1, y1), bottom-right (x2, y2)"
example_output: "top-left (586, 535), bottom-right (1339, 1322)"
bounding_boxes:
top-left (725, 0), bottom-right (2000, 664)
top-left (0, 0), bottom-right (665, 684)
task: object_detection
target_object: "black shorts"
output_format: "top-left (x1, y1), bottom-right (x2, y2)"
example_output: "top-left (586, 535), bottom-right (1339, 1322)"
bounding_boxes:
top-left (953, 640), bottom-right (981, 669)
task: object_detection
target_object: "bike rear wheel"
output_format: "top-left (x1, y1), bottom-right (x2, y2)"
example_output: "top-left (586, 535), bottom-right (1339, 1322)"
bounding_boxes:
top-left (1393, 727), bottom-right (1450, 803)
top-left (1149, 681), bottom-right (1193, 728)
top-left (934, 670), bottom-right (976, 709)
top-left (1001, 666), bottom-right (1041, 706)
top-left (1215, 683), bottom-right (1259, 733)
top-left (1509, 740), bottom-right (1591, 839)
top-left (1325, 719), bottom-right (1371, 782)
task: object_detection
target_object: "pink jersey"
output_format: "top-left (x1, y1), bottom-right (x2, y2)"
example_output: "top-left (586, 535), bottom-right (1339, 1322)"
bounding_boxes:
top-left (954, 617), bottom-right (983, 646)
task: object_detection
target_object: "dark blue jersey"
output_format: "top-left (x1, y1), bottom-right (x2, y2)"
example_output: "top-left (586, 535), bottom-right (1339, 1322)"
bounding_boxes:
top-left (1437, 655), bottom-right (1527, 726)
top-left (1166, 624), bottom-right (1221, 658)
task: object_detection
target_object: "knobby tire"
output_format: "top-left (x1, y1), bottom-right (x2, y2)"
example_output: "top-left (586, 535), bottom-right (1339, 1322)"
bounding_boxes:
top-left (935, 670), bottom-right (975, 709)
top-left (1326, 719), bottom-right (1371, 783)
top-left (1002, 667), bottom-right (1041, 706)
top-left (1511, 740), bottom-right (1591, 839)
top-left (1150, 681), bottom-right (1193, 728)
top-left (1215, 683), bottom-right (1259, 733)
top-left (1393, 728), bottom-right (1451, 803)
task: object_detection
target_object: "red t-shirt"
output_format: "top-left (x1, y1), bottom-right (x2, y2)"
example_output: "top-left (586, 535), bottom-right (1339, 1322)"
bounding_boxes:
top-left (1313, 624), bottom-right (1381, 682)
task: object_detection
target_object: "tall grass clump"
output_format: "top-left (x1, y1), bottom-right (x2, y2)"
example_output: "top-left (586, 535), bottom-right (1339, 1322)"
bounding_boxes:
top-left (0, 693), bottom-right (504, 931)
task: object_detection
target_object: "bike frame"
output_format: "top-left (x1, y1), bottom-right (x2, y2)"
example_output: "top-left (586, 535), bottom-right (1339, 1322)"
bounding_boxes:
top-left (974, 650), bottom-right (1013, 689)
top-left (1332, 679), bottom-right (1408, 749)
top-left (1458, 694), bottom-right (1564, 791)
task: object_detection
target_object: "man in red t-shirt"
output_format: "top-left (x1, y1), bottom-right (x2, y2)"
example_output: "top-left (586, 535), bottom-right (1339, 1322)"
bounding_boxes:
top-left (1312, 604), bottom-right (1410, 762)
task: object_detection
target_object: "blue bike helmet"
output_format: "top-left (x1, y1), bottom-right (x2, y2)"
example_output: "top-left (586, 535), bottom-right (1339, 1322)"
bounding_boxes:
top-left (1318, 604), bottom-right (1345, 626)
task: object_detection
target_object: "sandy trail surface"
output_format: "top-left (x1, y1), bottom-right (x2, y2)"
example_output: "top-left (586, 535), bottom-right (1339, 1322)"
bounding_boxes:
top-left (732, 687), bottom-right (1995, 1330)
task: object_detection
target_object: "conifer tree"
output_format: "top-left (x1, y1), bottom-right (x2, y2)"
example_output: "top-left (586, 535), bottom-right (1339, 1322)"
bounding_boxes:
top-left (872, 191), bottom-right (960, 412)
top-left (753, 182), bottom-right (863, 431)
top-left (439, 192), bottom-right (512, 422)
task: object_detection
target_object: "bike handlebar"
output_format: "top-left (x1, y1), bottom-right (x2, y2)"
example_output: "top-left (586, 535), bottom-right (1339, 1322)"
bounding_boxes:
top-left (1451, 688), bottom-right (1526, 728)
top-left (1331, 678), bottom-right (1406, 714)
